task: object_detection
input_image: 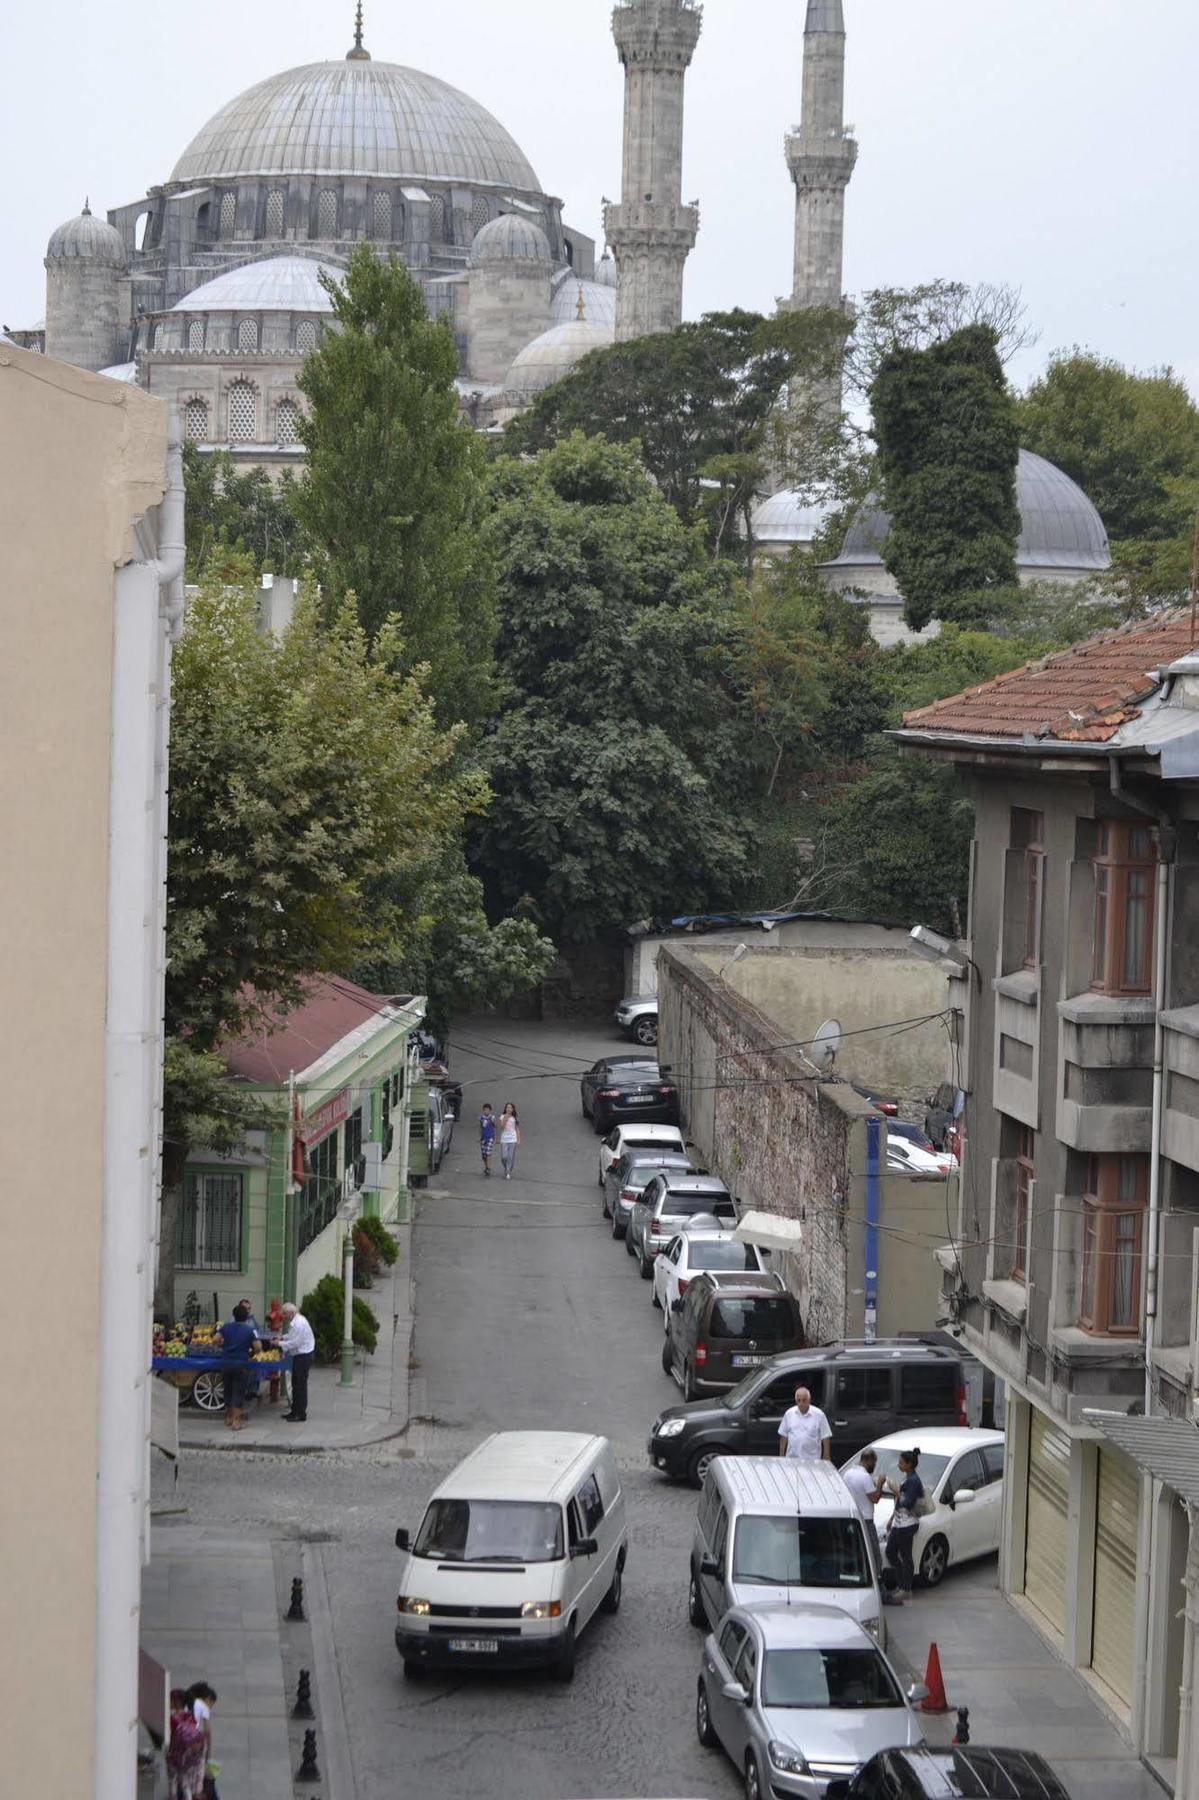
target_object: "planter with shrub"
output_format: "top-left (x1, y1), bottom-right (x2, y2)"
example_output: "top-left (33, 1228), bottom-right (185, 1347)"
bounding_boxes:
top-left (300, 1274), bottom-right (379, 1362)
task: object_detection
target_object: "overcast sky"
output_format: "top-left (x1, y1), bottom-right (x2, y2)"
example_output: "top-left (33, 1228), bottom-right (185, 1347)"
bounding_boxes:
top-left (5, 1), bottom-right (1196, 396)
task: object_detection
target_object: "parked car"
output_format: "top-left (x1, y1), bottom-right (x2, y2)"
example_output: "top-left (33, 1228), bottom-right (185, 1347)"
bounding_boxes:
top-left (885, 1120), bottom-right (936, 1154)
top-left (653, 1229), bottom-right (766, 1320)
top-left (580, 1057), bottom-right (679, 1134)
top-left (663, 1271), bottom-right (803, 1400)
top-left (628, 1173), bottom-right (736, 1271)
top-left (842, 1427), bottom-right (1004, 1588)
top-left (606, 1149), bottom-right (697, 1237)
top-left (597, 1120), bottom-right (685, 1189)
top-left (648, 1339), bottom-right (971, 1488)
top-left (827, 1746), bottom-right (1072, 1799)
top-left (690, 1458), bottom-right (884, 1641)
top-left (429, 1085), bottom-right (454, 1173)
top-left (886, 1134), bottom-right (956, 1176)
top-left (851, 1082), bottom-right (899, 1116)
top-left (614, 995), bottom-right (659, 1047)
top-left (393, 1431), bottom-right (626, 1682)
top-left (696, 1604), bottom-right (926, 1800)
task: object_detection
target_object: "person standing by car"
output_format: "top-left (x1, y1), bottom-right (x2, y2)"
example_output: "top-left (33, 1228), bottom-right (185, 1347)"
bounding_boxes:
top-left (479, 1102), bottom-right (496, 1178)
top-left (778, 1386), bottom-right (833, 1461)
top-left (213, 1304), bottom-right (259, 1431)
top-left (498, 1102), bottom-right (521, 1180)
top-left (882, 1448), bottom-right (925, 1597)
top-left (843, 1447), bottom-right (885, 1524)
top-left (276, 1301), bottom-right (316, 1423)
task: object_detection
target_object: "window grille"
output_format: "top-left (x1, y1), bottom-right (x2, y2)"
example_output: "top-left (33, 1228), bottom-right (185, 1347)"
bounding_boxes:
top-left (187, 320), bottom-right (205, 352)
top-left (227, 381), bottom-right (256, 441)
top-left (275, 398), bottom-right (301, 446)
top-left (471, 196), bottom-right (490, 237)
top-left (372, 190), bottom-right (392, 238)
top-left (265, 189), bottom-right (285, 237)
top-left (237, 317), bottom-right (259, 352)
top-left (318, 189), bottom-right (339, 237)
top-left (178, 1171), bottom-right (243, 1270)
top-left (183, 398), bottom-right (208, 441)
top-left (295, 319), bottom-right (318, 354)
top-left (429, 194), bottom-right (446, 241)
top-left (298, 1131), bottom-right (341, 1252)
top-left (219, 191), bottom-right (237, 237)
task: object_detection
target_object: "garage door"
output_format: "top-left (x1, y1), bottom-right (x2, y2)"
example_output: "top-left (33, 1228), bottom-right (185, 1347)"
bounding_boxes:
top-left (1091, 1448), bottom-right (1139, 1707)
top-left (1024, 1410), bottom-right (1070, 1635)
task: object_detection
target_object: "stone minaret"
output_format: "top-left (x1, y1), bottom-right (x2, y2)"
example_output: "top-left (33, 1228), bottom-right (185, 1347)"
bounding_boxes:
top-left (786, 0), bottom-right (856, 382)
top-left (44, 203), bottom-right (128, 372)
top-left (603, 1), bottom-right (702, 343)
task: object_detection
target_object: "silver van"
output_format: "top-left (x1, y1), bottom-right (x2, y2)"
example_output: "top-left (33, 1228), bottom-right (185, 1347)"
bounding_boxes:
top-left (688, 1456), bottom-right (884, 1644)
top-left (394, 1430), bottom-right (627, 1682)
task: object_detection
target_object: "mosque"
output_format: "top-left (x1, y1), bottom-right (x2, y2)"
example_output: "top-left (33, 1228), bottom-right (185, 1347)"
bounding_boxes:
top-left (17, 0), bottom-right (1109, 639)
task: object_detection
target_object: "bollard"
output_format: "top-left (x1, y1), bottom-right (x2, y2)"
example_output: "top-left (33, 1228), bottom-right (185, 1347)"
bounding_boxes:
top-left (953, 1706), bottom-right (970, 1745)
top-left (296, 1728), bottom-right (322, 1783)
top-left (286, 1577), bottom-right (305, 1621)
top-left (292, 1668), bottom-right (315, 1719)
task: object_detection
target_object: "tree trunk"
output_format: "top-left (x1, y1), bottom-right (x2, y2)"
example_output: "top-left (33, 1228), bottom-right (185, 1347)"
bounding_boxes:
top-left (154, 1138), bottom-right (188, 1323)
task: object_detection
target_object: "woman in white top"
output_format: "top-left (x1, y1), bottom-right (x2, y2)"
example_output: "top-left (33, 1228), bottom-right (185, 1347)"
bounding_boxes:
top-left (498, 1103), bottom-right (522, 1180)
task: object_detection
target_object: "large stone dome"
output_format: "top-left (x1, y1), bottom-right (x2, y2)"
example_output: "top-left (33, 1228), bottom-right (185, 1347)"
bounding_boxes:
top-left (170, 58), bottom-right (542, 192)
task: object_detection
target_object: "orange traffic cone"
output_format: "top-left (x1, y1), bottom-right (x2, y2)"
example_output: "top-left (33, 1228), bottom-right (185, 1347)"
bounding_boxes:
top-left (920, 1642), bottom-right (950, 1714)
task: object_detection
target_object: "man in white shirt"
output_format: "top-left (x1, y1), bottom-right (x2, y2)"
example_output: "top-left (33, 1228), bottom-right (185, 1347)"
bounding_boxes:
top-left (777, 1386), bottom-right (833, 1461)
top-left (276, 1302), bottom-right (316, 1423)
top-left (843, 1448), bottom-right (884, 1523)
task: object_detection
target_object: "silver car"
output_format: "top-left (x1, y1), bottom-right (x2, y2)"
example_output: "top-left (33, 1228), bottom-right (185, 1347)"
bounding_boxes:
top-left (628, 1173), bottom-right (736, 1275)
top-left (696, 1604), bottom-right (926, 1800)
top-left (605, 1148), bottom-right (695, 1238)
top-left (615, 995), bottom-right (658, 1046)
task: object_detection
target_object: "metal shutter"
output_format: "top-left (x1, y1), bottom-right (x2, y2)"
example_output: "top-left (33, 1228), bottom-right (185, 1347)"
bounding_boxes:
top-left (1091, 1448), bottom-right (1139, 1706)
top-left (1024, 1410), bottom-right (1070, 1635)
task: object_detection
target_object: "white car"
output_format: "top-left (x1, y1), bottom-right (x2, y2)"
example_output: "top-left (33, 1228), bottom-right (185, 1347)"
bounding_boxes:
top-left (597, 1120), bottom-right (685, 1188)
top-left (652, 1230), bottom-right (767, 1324)
top-left (615, 995), bottom-right (659, 1046)
top-left (841, 1427), bottom-right (1004, 1588)
top-left (886, 1135), bottom-right (957, 1176)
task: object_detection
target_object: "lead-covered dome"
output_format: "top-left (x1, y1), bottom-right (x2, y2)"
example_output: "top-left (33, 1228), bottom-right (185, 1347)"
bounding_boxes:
top-left (170, 59), bottom-right (542, 191)
top-left (470, 214), bottom-right (551, 264)
top-left (46, 205), bottom-right (127, 269)
top-left (172, 256), bottom-right (344, 312)
top-left (506, 312), bottom-right (614, 398)
top-left (750, 489), bottom-right (834, 548)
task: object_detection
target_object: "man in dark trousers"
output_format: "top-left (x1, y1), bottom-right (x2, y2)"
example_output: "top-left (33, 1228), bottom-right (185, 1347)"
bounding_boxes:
top-left (276, 1302), bottom-right (316, 1422)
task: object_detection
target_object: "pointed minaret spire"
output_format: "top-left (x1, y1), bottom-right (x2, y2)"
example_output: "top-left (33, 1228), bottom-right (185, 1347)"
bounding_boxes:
top-left (346, 2), bottom-right (370, 61)
top-left (787, 0), bottom-right (856, 316)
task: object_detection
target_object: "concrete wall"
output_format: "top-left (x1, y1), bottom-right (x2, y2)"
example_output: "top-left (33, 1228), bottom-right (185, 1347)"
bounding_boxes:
top-left (0, 342), bottom-right (171, 1799)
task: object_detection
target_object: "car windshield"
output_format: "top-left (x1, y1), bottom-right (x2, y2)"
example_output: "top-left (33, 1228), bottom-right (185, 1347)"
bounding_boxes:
top-left (412, 1499), bottom-right (564, 1565)
top-left (691, 1243), bottom-right (760, 1272)
top-left (869, 1450), bottom-right (950, 1492)
top-left (732, 1515), bottom-right (872, 1588)
top-left (709, 1298), bottom-right (792, 1338)
top-left (623, 1135), bottom-right (680, 1152)
top-left (610, 1062), bottom-right (659, 1079)
top-left (722, 1368), bottom-right (783, 1409)
top-left (760, 1647), bottom-right (903, 1709)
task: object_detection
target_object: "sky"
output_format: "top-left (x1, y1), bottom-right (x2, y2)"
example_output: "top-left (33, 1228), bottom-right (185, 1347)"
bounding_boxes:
top-left (4, 0), bottom-right (1196, 396)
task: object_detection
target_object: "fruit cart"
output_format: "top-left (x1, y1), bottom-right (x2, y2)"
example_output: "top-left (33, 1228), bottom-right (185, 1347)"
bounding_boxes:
top-left (152, 1329), bottom-right (290, 1412)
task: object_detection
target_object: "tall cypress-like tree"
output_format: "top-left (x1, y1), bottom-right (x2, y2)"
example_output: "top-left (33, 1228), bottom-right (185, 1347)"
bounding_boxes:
top-left (296, 243), bottom-right (496, 724)
top-left (871, 324), bottom-right (1020, 631)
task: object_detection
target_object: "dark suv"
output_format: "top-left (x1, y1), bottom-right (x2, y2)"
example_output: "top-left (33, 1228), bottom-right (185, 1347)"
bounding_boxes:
top-left (661, 1271), bottom-right (804, 1400)
top-left (648, 1338), bottom-right (969, 1487)
top-left (828, 1746), bottom-right (1071, 1799)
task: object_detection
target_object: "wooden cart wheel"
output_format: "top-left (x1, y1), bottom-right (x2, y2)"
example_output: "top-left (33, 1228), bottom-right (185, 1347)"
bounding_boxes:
top-left (191, 1369), bottom-right (226, 1412)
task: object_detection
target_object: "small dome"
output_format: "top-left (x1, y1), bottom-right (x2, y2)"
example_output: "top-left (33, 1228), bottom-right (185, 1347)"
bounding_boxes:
top-left (594, 252), bottom-right (617, 288)
top-left (506, 313), bottom-right (614, 398)
top-left (550, 274), bottom-right (615, 331)
top-left (829, 448), bottom-right (1111, 575)
top-left (172, 256), bottom-right (344, 313)
top-left (46, 206), bottom-right (127, 270)
top-left (750, 489), bottom-right (833, 547)
top-left (470, 213), bottom-right (551, 264)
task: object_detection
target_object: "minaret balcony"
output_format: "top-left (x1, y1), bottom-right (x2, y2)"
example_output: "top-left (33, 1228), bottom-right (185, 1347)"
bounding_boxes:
top-left (785, 130), bottom-right (858, 189)
top-left (612, 4), bottom-right (702, 67)
top-left (603, 200), bottom-right (699, 250)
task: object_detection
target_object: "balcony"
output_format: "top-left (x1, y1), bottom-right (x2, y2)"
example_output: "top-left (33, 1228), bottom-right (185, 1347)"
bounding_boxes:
top-left (1056, 991), bottom-right (1154, 1152)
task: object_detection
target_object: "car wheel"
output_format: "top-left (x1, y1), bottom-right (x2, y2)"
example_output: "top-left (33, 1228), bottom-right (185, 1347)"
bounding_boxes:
top-left (601, 1189), bottom-right (611, 1218)
top-left (696, 1677), bottom-right (718, 1746)
top-left (638, 1248), bottom-right (653, 1280)
top-left (919, 1533), bottom-right (950, 1588)
top-left (683, 1362), bottom-right (699, 1402)
top-left (625, 1230), bottom-right (636, 1256)
top-left (661, 1336), bottom-right (674, 1375)
top-left (688, 1447), bottom-right (719, 1489)
top-left (745, 1752), bottom-right (763, 1800)
top-left (651, 1283), bottom-right (661, 1309)
top-left (688, 1570), bottom-right (708, 1629)
top-left (612, 1209), bottom-right (625, 1240)
top-left (401, 1659), bottom-right (425, 1682)
top-left (600, 1562), bottom-right (623, 1615)
top-left (553, 1619), bottom-right (577, 1683)
top-left (634, 1016), bottom-right (659, 1047)
top-left (581, 1097), bottom-right (589, 1118)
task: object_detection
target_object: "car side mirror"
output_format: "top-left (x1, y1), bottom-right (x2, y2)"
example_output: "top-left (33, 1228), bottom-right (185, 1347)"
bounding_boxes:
top-left (570, 1537), bottom-right (598, 1560)
top-left (700, 1554), bottom-right (721, 1578)
top-left (721, 1679), bottom-right (749, 1705)
top-left (906, 1681), bottom-right (930, 1704)
top-left (954, 1487), bottom-right (976, 1505)
top-left (395, 1528), bottom-right (409, 1551)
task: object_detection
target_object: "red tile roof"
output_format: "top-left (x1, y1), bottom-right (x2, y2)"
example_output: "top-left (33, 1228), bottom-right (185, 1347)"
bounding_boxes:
top-left (223, 975), bottom-right (410, 1085)
top-left (901, 609), bottom-right (1198, 744)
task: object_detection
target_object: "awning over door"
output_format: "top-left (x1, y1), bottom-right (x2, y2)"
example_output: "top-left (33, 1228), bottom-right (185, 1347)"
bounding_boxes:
top-left (734, 1210), bottom-right (803, 1253)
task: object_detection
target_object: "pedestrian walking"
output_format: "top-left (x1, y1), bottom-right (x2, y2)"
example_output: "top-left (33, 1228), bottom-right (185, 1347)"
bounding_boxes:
top-left (166, 1688), bottom-right (206, 1800)
top-left (882, 1448), bottom-right (926, 1598)
top-left (498, 1102), bottom-right (521, 1180)
top-left (213, 1303), bottom-right (259, 1431)
top-left (777, 1386), bottom-right (833, 1461)
top-left (183, 1684), bottom-right (219, 1798)
top-left (276, 1301), bottom-right (316, 1423)
top-left (479, 1102), bottom-right (497, 1177)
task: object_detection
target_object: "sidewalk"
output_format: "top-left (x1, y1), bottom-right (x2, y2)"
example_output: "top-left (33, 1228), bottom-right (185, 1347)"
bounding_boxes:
top-left (177, 1213), bottom-right (413, 1452)
top-left (883, 1562), bottom-right (1165, 1799)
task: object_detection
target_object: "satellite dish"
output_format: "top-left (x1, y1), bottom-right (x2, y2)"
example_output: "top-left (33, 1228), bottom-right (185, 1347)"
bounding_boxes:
top-left (811, 1018), bottom-right (842, 1072)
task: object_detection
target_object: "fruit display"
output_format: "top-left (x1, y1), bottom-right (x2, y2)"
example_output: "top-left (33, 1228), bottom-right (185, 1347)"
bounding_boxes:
top-left (251, 1348), bottom-right (282, 1363)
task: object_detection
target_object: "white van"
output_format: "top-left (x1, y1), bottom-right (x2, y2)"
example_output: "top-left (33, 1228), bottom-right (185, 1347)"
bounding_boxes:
top-left (689, 1456), bottom-right (885, 1643)
top-left (394, 1431), bottom-right (627, 1681)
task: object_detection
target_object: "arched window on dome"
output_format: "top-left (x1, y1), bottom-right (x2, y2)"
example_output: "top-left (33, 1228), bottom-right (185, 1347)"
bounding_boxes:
top-left (265, 190), bottom-right (285, 238)
top-left (227, 381), bottom-right (256, 442)
top-left (187, 320), bottom-right (205, 353)
top-left (276, 399), bottom-right (302, 447)
top-left (183, 398), bottom-right (209, 442)
top-left (237, 318), bottom-right (259, 352)
top-left (429, 195), bottom-right (447, 243)
top-left (219, 192), bottom-right (237, 238)
top-left (371, 190), bottom-right (392, 240)
top-left (318, 190), bottom-right (339, 239)
top-left (295, 320), bottom-right (318, 355)
top-left (470, 197), bottom-right (490, 239)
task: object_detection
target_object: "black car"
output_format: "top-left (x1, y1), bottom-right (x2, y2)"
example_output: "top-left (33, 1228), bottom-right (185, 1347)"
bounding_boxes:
top-left (648, 1338), bottom-right (969, 1488)
top-left (828, 1746), bottom-right (1072, 1798)
top-left (580, 1057), bottom-right (680, 1134)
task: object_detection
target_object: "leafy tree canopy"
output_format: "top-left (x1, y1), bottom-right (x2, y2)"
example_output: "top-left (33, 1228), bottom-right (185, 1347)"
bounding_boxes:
top-left (815, 756), bottom-right (974, 938)
top-left (183, 445), bottom-right (306, 580)
top-left (296, 243), bottom-right (496, 723)
top-left (871, 324), bottom-right (1021, 632)
top-left (845, 279), bottom-right (1035, 399)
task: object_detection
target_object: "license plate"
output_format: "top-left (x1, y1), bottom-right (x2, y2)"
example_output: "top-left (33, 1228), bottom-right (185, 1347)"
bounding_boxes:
top-left (447, 1638), bottom-right (499, 1653)
top-left (732, 1354), bottom-right (766, 1367)
top-left (625, 1095), bottom-right (653, 1103)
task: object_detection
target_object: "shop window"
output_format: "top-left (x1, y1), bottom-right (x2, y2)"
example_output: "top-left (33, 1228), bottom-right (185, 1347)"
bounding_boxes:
top-left (1079, 1155), bottom-right (1148, 1335)
top-left (318, 189), bottom-right (339, 238)
top-left (372, 189), bottom-right (392, 239)
top-left (183, 398), bottom-right (209, 441)
top-left (187, 320), bottom-right (205, 352)
top-left (275, 398), bottom-right (301, 445)
top-left (237, 317), bottom-right (259, 352)
top-left (1010, 808), bottom-right (1045, 969)
top-left (219, 191), bottom-right (237, 237)
top-left (1013, 1125), bottom-right (1035, 1280)
top-left (295, 319), bottom-right (318, 354)
top-left (226, 380), bottom-right (256, 441)
top-left (179, 1171), bottom-right (243, 1269)
top-left (1092, 822), bottom-right (1157, 995)
top-left (265, 189), bottom-right (285, 237)
top-left (298, 1131), bottom-right (341, 1252)
top-left (344, 1107), bottom-right (364, 1175)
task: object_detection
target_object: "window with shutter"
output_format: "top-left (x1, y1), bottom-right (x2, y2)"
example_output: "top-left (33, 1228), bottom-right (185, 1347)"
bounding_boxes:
top-left (178, 1171), bottom-right (243, 1269)
top-left (183, 398), bottom-right (208, 441)
top-left (275, 399), bottom-right (301, 446)
top-left (237, 317), bottom-right (259, 351)
top-left (219, 191), bottom-right (237, 237)
top-left (226, 381), bottom-right (256, 441)
top-left (265, 189), bottom-right (285, 237)
top-left (372, 190), bottom-right (392, 238)
top-left (318, 189), bottom-right (339, 237)
top-left (187, 320), bottom-right (205, 352)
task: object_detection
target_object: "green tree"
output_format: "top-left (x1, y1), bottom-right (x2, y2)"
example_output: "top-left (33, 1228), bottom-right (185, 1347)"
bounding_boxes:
top-left (159, 565), bottom-right (481, 1312)
top-left (296, 244), bottom-right (496, 723)
top-left (816, 757), bottom-right (974, 935)
top-left (871, 324), bottom-right (1021, 632)
top-left (845, 279), bottom-right (1035, 399)
top-left (183, 445), bottom-right (306, 579)
top-left (474, 434), bottom-right (751, 940)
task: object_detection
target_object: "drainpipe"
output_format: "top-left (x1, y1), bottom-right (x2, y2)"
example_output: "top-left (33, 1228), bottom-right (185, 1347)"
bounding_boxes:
top-left (150, 410), bottom-right (187, 640)
top-left (864, 1115), bottom-right (881, 1344)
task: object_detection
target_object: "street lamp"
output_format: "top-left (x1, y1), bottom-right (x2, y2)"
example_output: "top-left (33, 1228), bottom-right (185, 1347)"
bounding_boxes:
top-left (338, 1191), bottom-right (358, 1387)
top-left (718, 941), bottom-right (750, 978)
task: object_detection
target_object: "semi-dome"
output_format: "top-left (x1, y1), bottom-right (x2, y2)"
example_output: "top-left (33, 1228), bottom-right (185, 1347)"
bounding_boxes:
top-left (750, 488), bottom-right (834, 548)
top-left (470, 213), bottom-right (551, 264)
top-left (829, 449), bottom-right (1110, 575)
top-left (170, 58), bottom-right (541, 191)
top-left (506, 310), bottom-right (614, 398)
top-left (46, 205), bottom-right (127, 270)
top-left (172, 257), bottom-right (344, 312)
